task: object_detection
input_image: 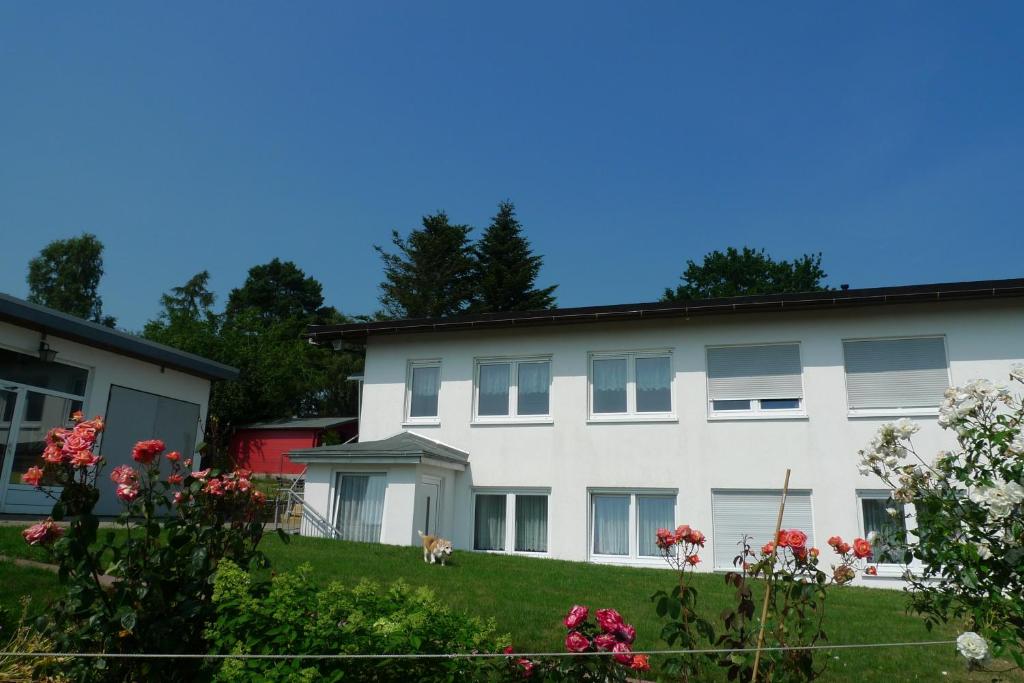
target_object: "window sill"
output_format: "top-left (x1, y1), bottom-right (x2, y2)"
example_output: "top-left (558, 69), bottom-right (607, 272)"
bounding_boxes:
top-left (587, 414), bottom-right (677, 424)
top-left (590, 554), bottom-right (667, 567)
top-left (707, 413), bottom-right (808, 422)
top-left (847, 409), bottom-right (939, 419)
top-left (402, 418), bottom-right (441, 427)
top-left (471, 417), bottom-right (554, 426)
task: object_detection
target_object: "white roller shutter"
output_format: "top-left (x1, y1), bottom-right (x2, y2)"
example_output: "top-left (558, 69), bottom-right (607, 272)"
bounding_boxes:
top-left (843, 337), bottom-right (949, 411)
top-left (711, 490), bottom-right (814, 570)
top-left (706, 344), bottom-right (803, 401)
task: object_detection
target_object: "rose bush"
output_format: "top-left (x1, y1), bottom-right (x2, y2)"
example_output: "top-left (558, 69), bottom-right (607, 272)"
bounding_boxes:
top-left (509, 605), bottom-right (648, 681)
top-left (856, 368), bottom-right (1024, 672)
top-left (20, 413), bottom-right (275, 682)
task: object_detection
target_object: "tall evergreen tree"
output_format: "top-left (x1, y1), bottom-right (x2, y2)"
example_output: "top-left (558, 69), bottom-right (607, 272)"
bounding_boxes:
top-left (26, 233), bottom-right (116, 326)
top-left (472, 201), bottom-right (557, 313)
top-left (375, 212), bottom-right (477, 318)
top-left (662, 247), bottom-right (830, 302)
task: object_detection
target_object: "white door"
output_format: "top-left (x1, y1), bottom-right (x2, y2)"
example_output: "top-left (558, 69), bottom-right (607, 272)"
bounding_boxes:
top-left (420, 479), bottom-right (441, 537)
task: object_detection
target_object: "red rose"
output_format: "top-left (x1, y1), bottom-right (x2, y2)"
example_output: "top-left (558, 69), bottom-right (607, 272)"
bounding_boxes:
top-left (503, 646), bottom-right (514, 655)
top-left (776, 530), bottom-right (791, 548)
top-left (596, 608), bottom-right (624, 633)
top-left (173, 492), bottom-right (184, 505)
top-left (631, 654), bottom-right (651, 671)
top-left (42, 444), bottom-right (65, 464)
top-left (836, 541), bottom-right (851, 555)
top-left (809, 547), bottom-right (820, 558)
top-left (165, 451), bottom-right (181, 462)
top-left (827, 535), bottom-right (844, 549)
top-left (70, 449), bottom-right (99, 468)
top-left (865, 565), bottom-right (878, 576)
top-left (786, 529), bottom-right (808, 551)
top-left (685, 554), bottom-right (700, 566)
top-left (761, 541), bottom-right (775, 555)
top-left (168, 474), bottom-right (184, 485)
top-left (673, 525), bottom-right (691, 544)
top-left (116, 484), bottom-right (140, 503)
top-left (655, 528), bottom-right (676, 550)
top-left (517, 659), bottom-right (533, 678)
top-left (565, 631), bottom-right (590, 653)
top-left (612, 641), bottom-right (632, 665)
top-left (132, 439), bottom-right (165, 465)
top-left (110, 465), bottom-right (138, 485)
top-left (852, 537), bottom-right (872, 559)
top-left (594, 633), bottom-right (617, 651)
top-left (617, 623), bottom-right (636, 644)
top-left (563, 604), bottom-right (588, 629)
top-left (687, 529), bottom-right (706, 546)
top-left (22, 518), bottom-right (63, 546)
top-left (22, 466), bottom-right (44, 487)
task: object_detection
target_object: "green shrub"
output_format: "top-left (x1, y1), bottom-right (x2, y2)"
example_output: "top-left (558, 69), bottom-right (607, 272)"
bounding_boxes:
top-left (206, 560), bottom-right (510, 682)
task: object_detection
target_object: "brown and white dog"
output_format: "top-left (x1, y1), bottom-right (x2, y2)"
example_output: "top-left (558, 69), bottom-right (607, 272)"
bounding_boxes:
top-left (418, 530), bottom-right (453, 566)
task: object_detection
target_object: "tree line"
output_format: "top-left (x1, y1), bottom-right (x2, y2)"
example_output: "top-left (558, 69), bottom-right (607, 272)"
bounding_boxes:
top-left (20, 202), bottom-right (828, 463)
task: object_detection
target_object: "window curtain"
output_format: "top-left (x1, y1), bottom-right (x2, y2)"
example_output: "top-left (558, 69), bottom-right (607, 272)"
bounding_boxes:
top-left (515, 495), bottom-right (548, 552)
top-left (637, 496), bottom-right (675, 556)
top-left (861, 497), bottom-right (907, 563)
top-left (478, 364), bottom-right (510, 416)
top-left (593, 359), bottom-right (627, 413)
top-left (474, 495), bottom-right (507, 550)
top-left (517, 362), bottom-right (550, 415)
top-left (592, 495), bottom-right (629, 555)
top-left (335, 475), bottom-right (386, 543)
top-left (410, 366), bottom-right (440, 417)
top-left (635, 357), bottom-right (671, 413)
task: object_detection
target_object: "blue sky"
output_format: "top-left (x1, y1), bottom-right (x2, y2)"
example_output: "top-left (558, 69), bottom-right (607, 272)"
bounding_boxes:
top-left (2, 3), bottom-right (1022, 329)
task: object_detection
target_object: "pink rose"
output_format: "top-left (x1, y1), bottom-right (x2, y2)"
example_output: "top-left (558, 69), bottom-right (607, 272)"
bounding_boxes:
top-left (110, 465), bottom-right (138, 486)
top-left (686, 554), bottom-right (701, 566)
top-left (787, 529), bottom-right (808, 551)
top-left (203, 478), bottom-right (224, 496)
top-left (564, 631), bottom-right (590, 653)
top-left (596, 608), bottom-right (624, 634)
top-left (687, 529), bottom-right (706, 546)
top-left (61, 432), bottom-right (91, 457)
top-left (612, 641), bottom-right (632, 665)
top-left (853, 537), bottom-right (872, 559)
top-left (42, 444), bottom-right (65, 464)
top-left (673, 524), bottom-right (691, 544)
top-left (173, 491), bottom-right (184, 505)
top-left (167, 474), bottom-right (184, 485)
top-left (22, 466), bottom-right (44, 488)
top-left (116, 484), bottom-right (140, 503)
top-left (191, 468), bottom-right (211, 480)
top-left (22, 518), bottom-right (63, 546)
top-left (235, 478), bottom-right (251, 492)
top-left (563, 604), bottom-right (589, 629)
top-left (655, 528), bottom-right (676, 550)
top-left (132, 439), bottom-right (165, 465)
top-left (70, 449), bottom-right (99, 468)
top-left (593, 633), bottom-right (617, 651)
top-left (517, 659), bottom-right (533, 678)
top-left (617, 623), bottom-right (636, 644)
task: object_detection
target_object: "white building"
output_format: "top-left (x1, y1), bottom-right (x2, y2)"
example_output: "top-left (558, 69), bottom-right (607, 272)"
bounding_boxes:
top-left (293, 278), bottom-right (1024, 585)
top-left (0, 293), bottom-right (237, 516)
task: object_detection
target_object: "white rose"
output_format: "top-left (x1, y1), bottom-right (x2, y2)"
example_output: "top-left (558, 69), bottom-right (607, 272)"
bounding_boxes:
top-left (886, 507), bottom-right (899, 518)
top-left (1010, 363), bottom-right (1024, 382)
top-left (976, 543), bottom-right (992, 560)
top-left (894, 418), bottom-right (919, 438)
top-left (956, 631), bottom-right (988, 661)
top-left (1009, 434), bottom-right (1024, 455)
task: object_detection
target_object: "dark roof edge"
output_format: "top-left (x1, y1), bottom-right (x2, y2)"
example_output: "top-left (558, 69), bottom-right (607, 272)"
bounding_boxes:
top-left (306, 277), bottom-right (1024, 343)
top-left (0, 292), bottom-right (239, 381)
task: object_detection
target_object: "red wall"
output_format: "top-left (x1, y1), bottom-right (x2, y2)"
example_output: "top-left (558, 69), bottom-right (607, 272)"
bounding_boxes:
top-left (229, 429), bottom-right (318, 476)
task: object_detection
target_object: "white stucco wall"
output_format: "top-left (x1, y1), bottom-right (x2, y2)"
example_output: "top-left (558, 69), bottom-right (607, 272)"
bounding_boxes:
top-left (345, 300), bottom-right (1023, 585)
top-left (1, 320), bottom-right (214, 513)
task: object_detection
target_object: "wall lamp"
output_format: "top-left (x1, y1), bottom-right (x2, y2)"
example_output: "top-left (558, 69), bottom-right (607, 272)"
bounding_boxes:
top-left (38, 338), bottom-right (58, 363)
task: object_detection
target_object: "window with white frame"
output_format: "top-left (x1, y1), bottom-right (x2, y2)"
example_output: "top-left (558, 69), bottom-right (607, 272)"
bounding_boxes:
top-left (406, 360), bottom-right (441, 422)
top-left (857, 491), bottom-right (910, 566)
top-left (589, 352), bottom-right (674, 419)
top-left (333, 473), bottom-right (387, 543)
top-left (473, 491), bottom-right (549, 553)
top-left (589, 491), bottom-right (676, 561)
top-left (706, 343), bottom-right (804, 417)
top-left (473, 358), bottom-right (551, 421)
top-left (843, 337), bottom-right (949, 414)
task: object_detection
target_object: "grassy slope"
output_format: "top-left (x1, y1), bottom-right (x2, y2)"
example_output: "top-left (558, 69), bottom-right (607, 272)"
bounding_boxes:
top-left (0, 526), bottom-right (1015, 682)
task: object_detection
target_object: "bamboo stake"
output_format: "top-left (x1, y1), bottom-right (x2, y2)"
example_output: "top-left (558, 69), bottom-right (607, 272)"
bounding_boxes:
top-left (751, 468), bottom-right (791, 683)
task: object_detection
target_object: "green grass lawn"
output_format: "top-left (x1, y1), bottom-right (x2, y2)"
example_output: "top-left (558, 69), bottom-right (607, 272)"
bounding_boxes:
top-left (0, 526), bottom-right (1017, 682)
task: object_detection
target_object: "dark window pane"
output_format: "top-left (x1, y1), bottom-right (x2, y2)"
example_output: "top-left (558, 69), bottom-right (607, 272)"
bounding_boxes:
top-left (712, 399), bottom-right (751, 411)
top-left (0, 348), bottom-right (88, 396)
top-left (761, 398), bottom-right (800, 410)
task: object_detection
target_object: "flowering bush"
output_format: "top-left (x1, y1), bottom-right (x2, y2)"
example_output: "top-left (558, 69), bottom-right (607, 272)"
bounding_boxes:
top-left (206, 561), bottom-right (507, 682)
top-left (856, 368), bottom-right (1024, 672)
top-left (650, 524), bottom-right (714, 681)
top-left (508, 605), bottom-right (648, 681)
top-left (20, 413), bottom-right (274, 682)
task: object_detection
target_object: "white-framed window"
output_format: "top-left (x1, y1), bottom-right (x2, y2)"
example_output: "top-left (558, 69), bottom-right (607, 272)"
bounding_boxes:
top-left (843, 336), bottom-right (950, 416)
top-left (588, 351), bottom-right (674, 421)
top-left (856, 490), bottom-right (913, 571)
top-left (332, 472), bottom-right (387, 543)
top-left (473, 357), bottom-right (552, 423)
top-left (588, 490), bottom-right (677, 563)
top-left (473, 489), bottom-right (549, 554)
top-left (706, 343), bottom-right (804, 418)
top-left (710, 489), bottom-right (814, 570)
top-left (405, 360), bottom-right (441, 423)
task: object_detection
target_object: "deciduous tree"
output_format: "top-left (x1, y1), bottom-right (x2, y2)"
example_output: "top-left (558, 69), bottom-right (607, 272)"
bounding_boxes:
top-left (26, 233), bottom-right (116, 326)
top-left (662, 247), bottom-right (829, 302)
